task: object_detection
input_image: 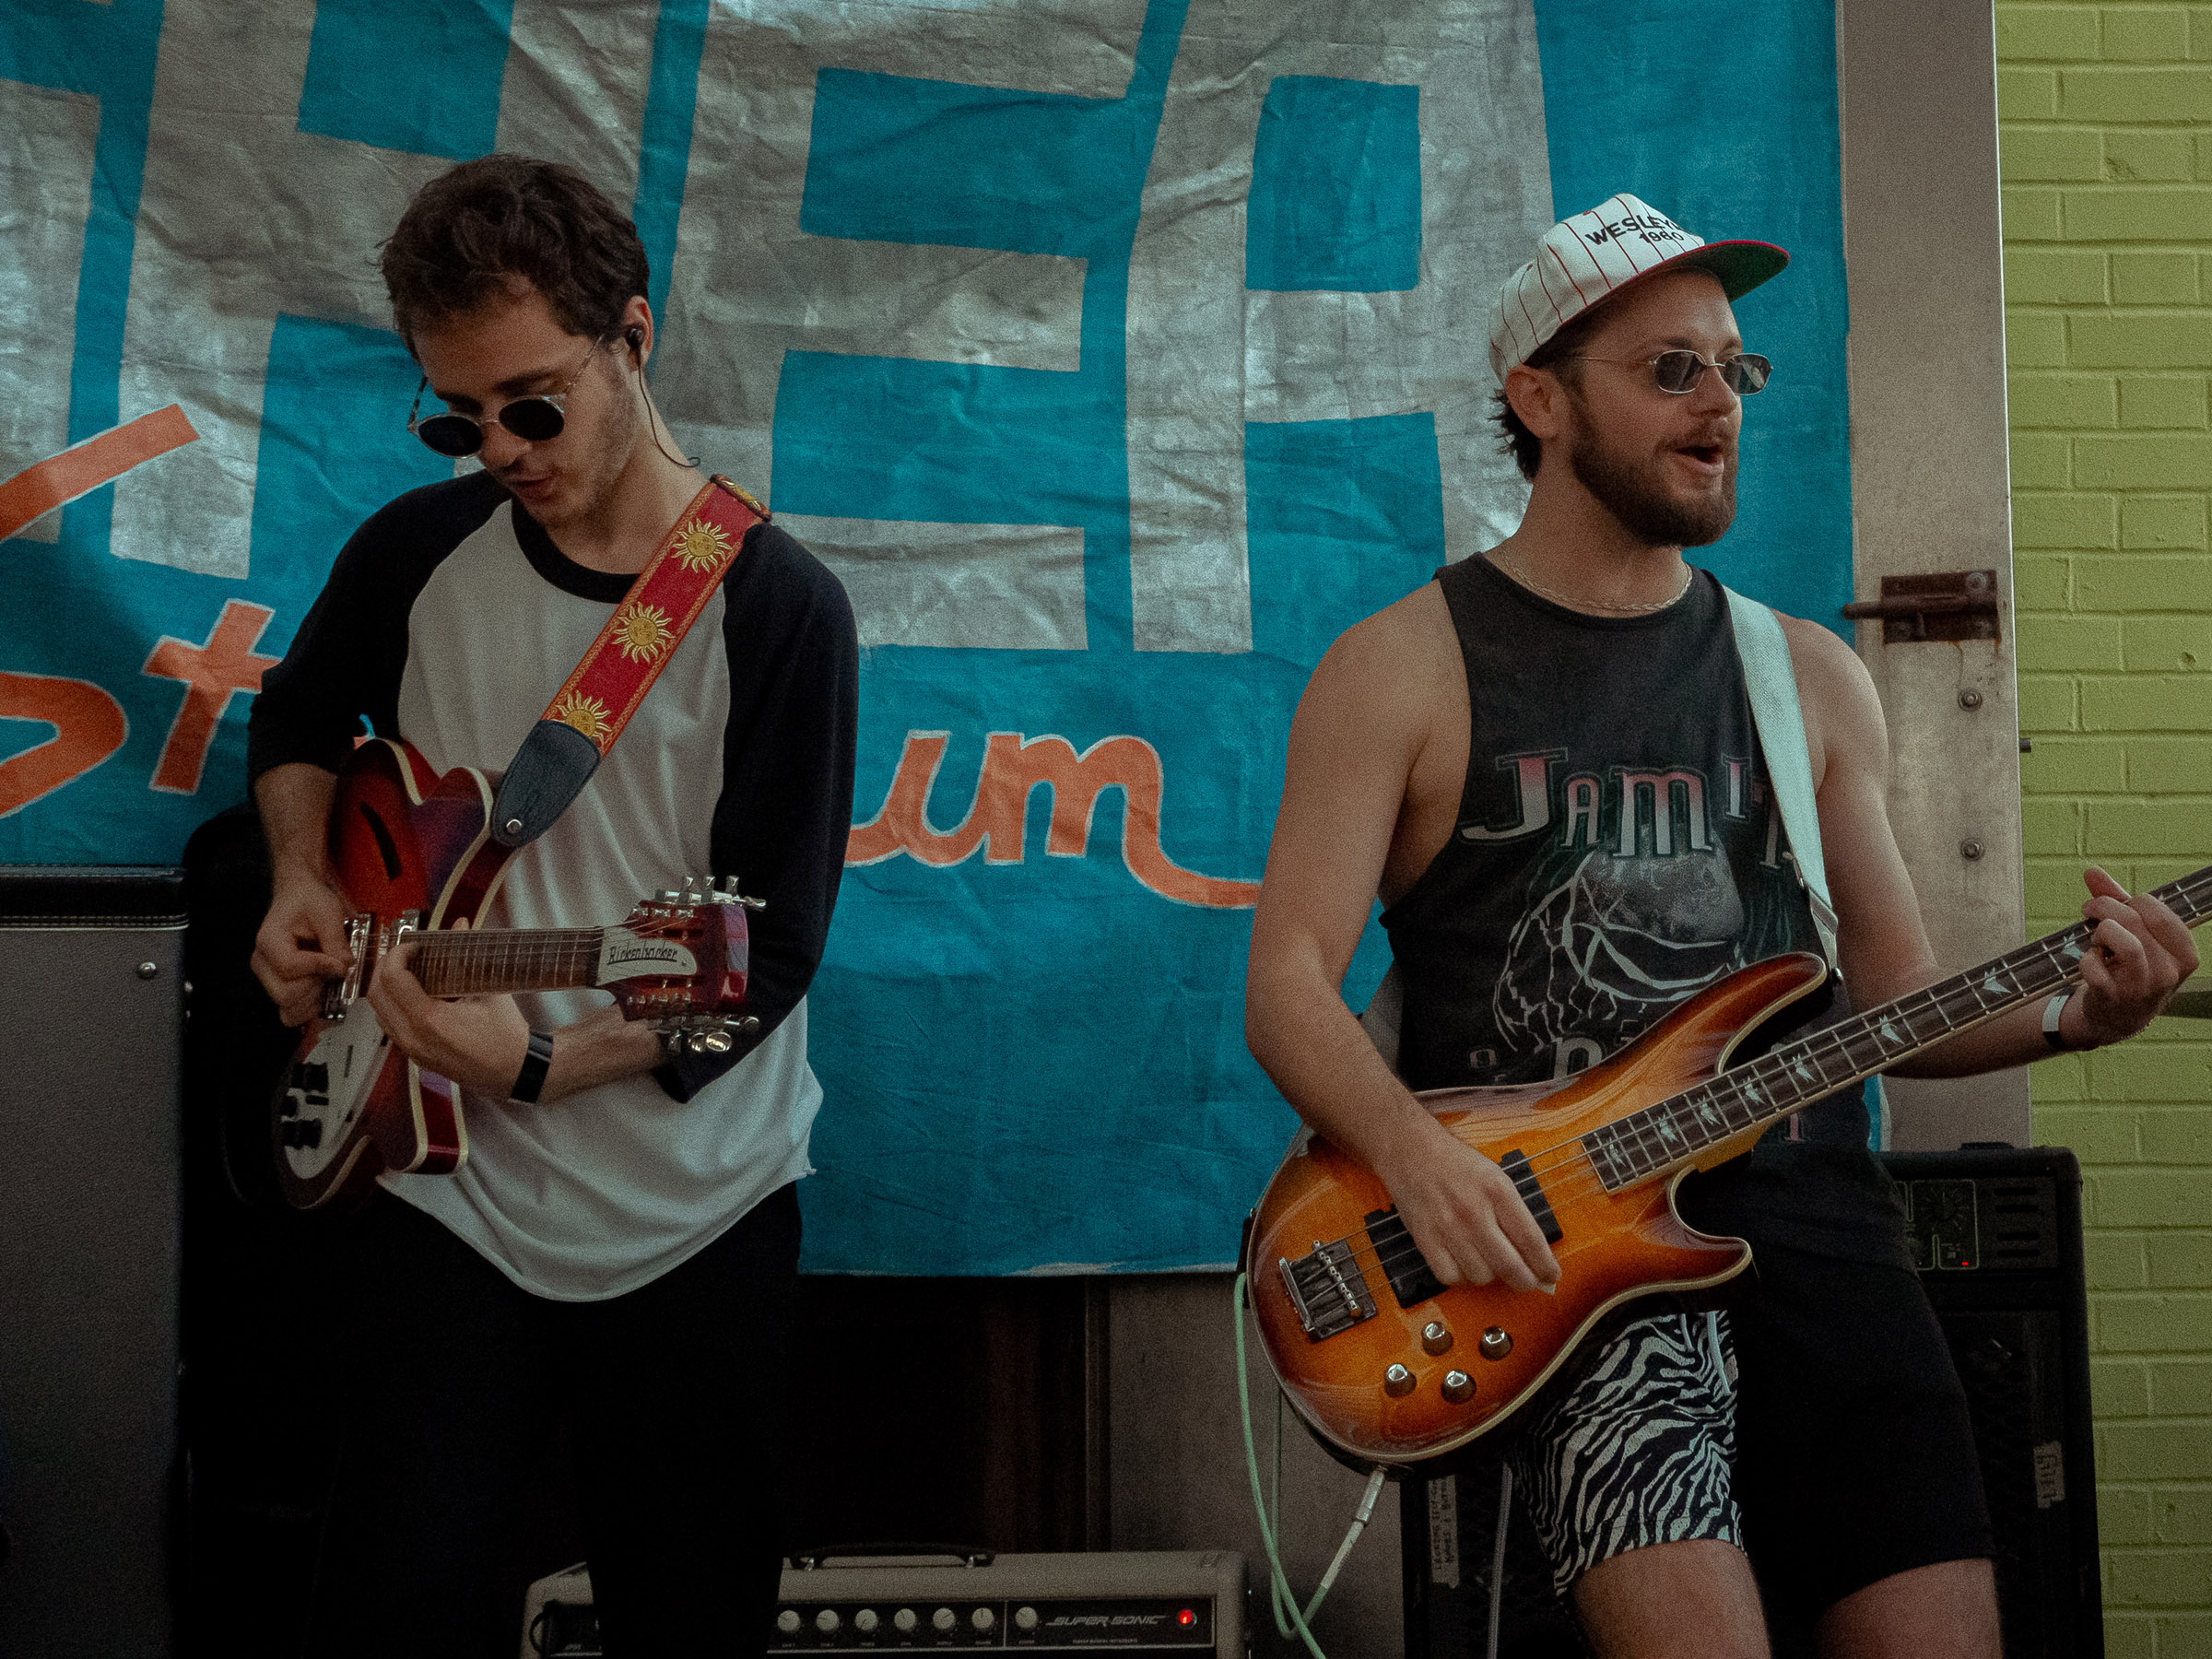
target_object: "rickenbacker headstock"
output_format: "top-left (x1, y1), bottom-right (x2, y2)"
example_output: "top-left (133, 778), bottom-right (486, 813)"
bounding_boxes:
top-left (599, 877), bottom-right (766, 1053)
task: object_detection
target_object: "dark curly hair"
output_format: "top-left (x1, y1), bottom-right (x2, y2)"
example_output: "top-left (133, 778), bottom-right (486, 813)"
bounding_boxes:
top-left (381, 155), bottom-right (649, 352)
top-left (1489, 306), bottom-right (1606, 481)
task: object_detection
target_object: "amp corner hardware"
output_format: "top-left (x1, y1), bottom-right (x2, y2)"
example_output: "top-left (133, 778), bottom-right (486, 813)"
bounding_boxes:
top-left (1841, 571), bottom-right (2001, 644)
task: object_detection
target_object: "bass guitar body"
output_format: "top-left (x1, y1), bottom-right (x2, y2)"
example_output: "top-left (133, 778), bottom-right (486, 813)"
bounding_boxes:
top-left (274, 739), bottom-right (512, 1210)
top-left (1247, 953), bottom-right (1831, 1466)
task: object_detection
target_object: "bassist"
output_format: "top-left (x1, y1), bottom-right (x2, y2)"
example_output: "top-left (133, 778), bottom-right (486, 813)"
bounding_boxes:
top-left (246, 156), bottom-right (857, 1657)
top-left (1245, 194), bottom-right (2194, 1659)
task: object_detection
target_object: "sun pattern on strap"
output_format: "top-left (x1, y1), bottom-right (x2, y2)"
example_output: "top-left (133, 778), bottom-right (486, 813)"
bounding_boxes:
top-left (611, 600), bottom-right (674, 665)
top-left (672, 517), bottom-right (734, 574)
top-left (550, 690), bottom-right (614, 748)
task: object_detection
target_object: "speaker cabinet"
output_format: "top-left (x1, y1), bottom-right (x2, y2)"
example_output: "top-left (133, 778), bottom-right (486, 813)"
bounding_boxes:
top-left (0, 866), bottom-right (187, 1659)
top-left (1885, 1147), bottom-right (2101, 1659)
top-left (1401, 1147), bottom-right (2101, 1659)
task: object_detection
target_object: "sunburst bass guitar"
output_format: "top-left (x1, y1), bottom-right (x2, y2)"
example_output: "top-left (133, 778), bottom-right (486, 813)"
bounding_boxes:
top-left (272, 736), bottom-right (760, 1210)
top-left (1247, 864), bottom-right (2211, 1466)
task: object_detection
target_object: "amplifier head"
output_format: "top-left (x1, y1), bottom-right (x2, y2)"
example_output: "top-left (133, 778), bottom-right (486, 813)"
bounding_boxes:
top-left (523, 1550), bottom-right (1247, 1658)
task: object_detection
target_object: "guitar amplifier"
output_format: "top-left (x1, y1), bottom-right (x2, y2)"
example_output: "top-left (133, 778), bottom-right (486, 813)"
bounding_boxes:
top-left (1883, 1147), bottom-right (2101, 1659)
top-left (1401, 1147), bottom-right (2101, 1659)
top-left (522, 1550), bottom-right (1246, 1656)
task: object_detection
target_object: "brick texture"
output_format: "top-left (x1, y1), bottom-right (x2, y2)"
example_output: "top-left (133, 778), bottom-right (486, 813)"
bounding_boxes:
top-left (1999, 8), bottom-right (2212, 1649)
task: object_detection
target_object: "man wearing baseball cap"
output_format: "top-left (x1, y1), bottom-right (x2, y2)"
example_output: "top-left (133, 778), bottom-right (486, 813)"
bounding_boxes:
top-left (1246, 194), bottom-right (2194, 1653)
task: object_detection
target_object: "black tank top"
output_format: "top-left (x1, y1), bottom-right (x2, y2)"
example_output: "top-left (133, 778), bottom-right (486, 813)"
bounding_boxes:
top-left (1381, 557), bottom-right (1908, 1265)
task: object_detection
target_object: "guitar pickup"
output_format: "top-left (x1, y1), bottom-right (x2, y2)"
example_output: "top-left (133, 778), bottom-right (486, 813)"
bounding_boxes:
top-left (1500, 1149), bottom-right (1565, 1245)
top-left (1363, 1207), bottom-right (1446, 1309)
top-left (1279, 1239), bottom-right (1377, 1341)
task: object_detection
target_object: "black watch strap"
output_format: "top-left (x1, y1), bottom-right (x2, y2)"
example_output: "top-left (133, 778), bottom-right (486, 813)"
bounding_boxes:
top-left (510, 1028), bottom-right (556, 1103)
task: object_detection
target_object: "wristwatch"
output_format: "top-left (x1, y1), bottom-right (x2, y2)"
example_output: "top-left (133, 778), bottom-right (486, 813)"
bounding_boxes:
top-left (510, 1028), bottom-right (556, 1102)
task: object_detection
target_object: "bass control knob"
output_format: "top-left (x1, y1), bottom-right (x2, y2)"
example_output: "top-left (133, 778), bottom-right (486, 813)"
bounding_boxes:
top-left (1479, 1326), bottom-right (1513, 1361)
top-left (973, 1607), bottom-right (996, 1630)
top-left (1441, 1370), bottom-right (1477, 1404)
top-left (816, 1608), bottom-right (841, 1633)
top-left (776, 1609), bottom-right (800, 1634)
top-left (1016, 1606), bottom-right (1040, 1631)
top-left (1382, 1363), bottom-right (1415, 1397)
top-left (855, 1608), bottom-right (879, 1633)
top-left (934, 1606), bottom-right (958, 1631)
top-left (1421, 1321), bottom-right (1453, 1356)
top-left (894, 1607), bottom-right (918, 1632)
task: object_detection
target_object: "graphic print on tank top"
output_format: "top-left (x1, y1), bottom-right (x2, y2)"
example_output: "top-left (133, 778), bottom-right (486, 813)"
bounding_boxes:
top-left (1382, 558), bottom-right (1839, 1097)
top-left (1480, 745), bottom-right (1804, 1081)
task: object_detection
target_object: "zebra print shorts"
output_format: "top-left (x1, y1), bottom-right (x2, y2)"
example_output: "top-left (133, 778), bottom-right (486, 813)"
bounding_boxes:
top-left (1506, 1306), bottom-right (1741, 1596)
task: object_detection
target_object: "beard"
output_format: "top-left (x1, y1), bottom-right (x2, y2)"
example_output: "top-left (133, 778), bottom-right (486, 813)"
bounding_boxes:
top-left (1565, 396), bottom-right (1736, 548)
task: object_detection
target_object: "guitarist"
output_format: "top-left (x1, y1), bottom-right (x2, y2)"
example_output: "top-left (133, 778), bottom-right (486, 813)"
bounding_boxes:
top-left (245, 156), bottom-right (857, 1657)
top-left (1245, 194), bottom-right (2196, 1659)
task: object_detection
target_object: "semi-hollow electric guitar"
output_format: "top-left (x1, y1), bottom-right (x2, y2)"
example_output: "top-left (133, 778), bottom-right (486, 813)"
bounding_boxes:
top-left (1248, 864), bottom-right (2211, 1466)
top-left (272, 737), bottom-right (759, 1210)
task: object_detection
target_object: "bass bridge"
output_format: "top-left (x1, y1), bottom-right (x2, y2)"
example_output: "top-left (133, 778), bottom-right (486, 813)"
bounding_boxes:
top-left (1280, 1206), bottom-right (1450, 1342)
top-left (1280, 1239), bottom-right (1375, 1340)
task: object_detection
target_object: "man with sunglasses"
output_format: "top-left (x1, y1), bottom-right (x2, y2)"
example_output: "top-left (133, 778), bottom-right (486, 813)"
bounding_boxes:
top-left (1246, 194), bottom-right (2193, 1656)
top-left (246, 155), bottom-right (858, 1656)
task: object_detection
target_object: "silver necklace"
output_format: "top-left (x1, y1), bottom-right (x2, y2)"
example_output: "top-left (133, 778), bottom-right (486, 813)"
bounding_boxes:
top-left (1488, 557), bottom-right (1694, 615)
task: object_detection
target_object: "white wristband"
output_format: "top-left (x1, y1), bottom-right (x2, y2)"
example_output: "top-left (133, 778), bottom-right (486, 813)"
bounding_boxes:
top-left (2042, 993), bottom-right (2075, 1053)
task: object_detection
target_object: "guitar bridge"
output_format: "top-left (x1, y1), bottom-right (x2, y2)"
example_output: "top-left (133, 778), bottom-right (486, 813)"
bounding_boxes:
top-left (319, 915), bottom-right (374, 1022)
top-left (1280, 1239), bottom-right (1377, 1341)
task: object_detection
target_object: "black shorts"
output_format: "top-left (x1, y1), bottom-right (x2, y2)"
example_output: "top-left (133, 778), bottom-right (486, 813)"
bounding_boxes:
top-left (1729, 1241), bottom-right (1995, 1644)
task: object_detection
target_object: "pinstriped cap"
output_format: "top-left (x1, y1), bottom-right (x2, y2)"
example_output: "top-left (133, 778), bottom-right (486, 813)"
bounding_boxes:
top-left (1488, 193), bottom-right (1788, 382)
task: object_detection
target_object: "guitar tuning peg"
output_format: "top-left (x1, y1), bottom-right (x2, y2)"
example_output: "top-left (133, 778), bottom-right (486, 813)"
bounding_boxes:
top-left (729, 1015), bottom-right (760, 1036)
top-left (657, 889), bottom-right (682, 903)
top-left (688, 1027), bottom-right (735, 1054)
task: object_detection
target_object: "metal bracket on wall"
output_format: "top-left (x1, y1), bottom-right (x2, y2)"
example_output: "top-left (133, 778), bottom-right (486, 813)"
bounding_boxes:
top-left (1841, 571), bottom-right (2002, 643)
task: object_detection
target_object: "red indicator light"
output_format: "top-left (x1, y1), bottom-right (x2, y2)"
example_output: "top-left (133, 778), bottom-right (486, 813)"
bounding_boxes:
top-left (1179, 1609), bottom-right (1195, 1627)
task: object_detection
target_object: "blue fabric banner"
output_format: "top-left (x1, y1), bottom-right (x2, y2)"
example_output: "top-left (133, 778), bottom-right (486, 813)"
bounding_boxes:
top-left (0, 0), bottom-right (1850, 1273)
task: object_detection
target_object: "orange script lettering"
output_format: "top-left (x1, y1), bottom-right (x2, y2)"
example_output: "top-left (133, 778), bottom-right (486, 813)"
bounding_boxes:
top-left (848, 731), bottom-right (1258, 909)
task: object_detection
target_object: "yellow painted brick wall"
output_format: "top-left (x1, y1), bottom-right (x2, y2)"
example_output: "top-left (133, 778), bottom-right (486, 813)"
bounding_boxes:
top-left (1999, 6), bottom-right (2212, 1653)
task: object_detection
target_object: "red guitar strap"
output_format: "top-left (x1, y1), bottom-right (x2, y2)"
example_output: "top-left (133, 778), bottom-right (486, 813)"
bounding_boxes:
top-left (489, 474), bottom-right (769, 848)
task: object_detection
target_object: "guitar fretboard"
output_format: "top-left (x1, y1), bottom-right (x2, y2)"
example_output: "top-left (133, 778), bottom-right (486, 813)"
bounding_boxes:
top-left (407, 928), bottom-right (606, 996)
top-left (1582, 863), bottom-right (2212, 1192)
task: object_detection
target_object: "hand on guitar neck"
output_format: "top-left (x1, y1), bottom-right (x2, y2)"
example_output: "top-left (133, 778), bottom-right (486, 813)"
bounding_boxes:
top-left (368, 942), bottom-right (660, 1105)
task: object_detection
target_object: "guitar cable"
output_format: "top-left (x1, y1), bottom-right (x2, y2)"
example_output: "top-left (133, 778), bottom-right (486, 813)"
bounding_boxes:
top-left (1232, 1273), bottom-right (1387, 1659)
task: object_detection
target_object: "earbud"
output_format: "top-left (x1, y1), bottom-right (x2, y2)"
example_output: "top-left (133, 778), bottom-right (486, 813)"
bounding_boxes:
top-left (625, 324), bottom-right (644, 354)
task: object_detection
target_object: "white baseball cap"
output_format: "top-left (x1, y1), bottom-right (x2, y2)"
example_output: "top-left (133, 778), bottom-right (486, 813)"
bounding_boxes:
top-left (1488, 193), bottom-right (1788, 382)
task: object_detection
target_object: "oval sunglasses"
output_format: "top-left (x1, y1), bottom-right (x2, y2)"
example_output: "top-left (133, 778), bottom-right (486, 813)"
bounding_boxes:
top-left (405, 336), bottom-right (605, 457)
top-left (1559, 348), bottom-right (1771, 394)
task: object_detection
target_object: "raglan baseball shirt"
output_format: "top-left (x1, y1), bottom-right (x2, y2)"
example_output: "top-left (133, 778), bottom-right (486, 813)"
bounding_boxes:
top-left (247, 470), bottom-right (858, 1300)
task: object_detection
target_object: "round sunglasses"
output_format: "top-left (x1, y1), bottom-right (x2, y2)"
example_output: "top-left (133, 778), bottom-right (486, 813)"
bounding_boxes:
top-left (1561, 349), bottom-right (1772, 395)
top-left (405, 337), bottom-right (606, 457)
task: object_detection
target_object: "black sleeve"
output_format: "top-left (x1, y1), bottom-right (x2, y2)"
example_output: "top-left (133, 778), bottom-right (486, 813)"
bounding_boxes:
top-left (246, 474), bottom-right (508, 783)
top-left (653, 522), bottom-right (860, 1101)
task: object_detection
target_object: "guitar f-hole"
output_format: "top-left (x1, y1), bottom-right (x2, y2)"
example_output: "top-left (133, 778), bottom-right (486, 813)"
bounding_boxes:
top-left (357, 803), bottom-right (404, 881)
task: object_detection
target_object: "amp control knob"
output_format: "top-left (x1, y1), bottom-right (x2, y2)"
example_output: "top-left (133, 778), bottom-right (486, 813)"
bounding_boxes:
top-left (855, 1608), bottom-right (879, 1633)
top-left (973, 1606), bottom-right (996, 1630)
top-left (934, 1606), bottom-right (958, 1631)
top-left (816, 1608), bottom-right (841, 1633)
top-left (1016, 1606), bottom-right (1040, 1631)
top-left (894, 1607), bottom-right (918, 1632)
top-left (776, 1608), bottom-right (800, 1634)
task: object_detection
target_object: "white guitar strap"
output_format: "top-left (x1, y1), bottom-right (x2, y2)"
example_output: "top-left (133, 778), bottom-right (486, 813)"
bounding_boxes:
top-left (1724, 588), bottom-right (1890, 1147)
top-left (1723, 587), bottom-right (1841, 972)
